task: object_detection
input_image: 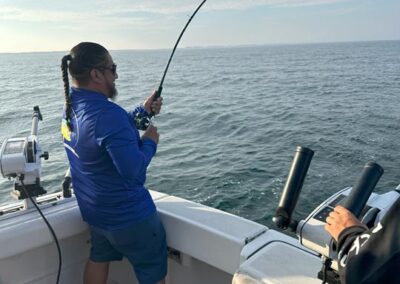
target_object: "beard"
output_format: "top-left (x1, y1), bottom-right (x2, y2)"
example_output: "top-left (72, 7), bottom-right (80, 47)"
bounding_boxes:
top-left (107, 80), bottom-right (118, 101)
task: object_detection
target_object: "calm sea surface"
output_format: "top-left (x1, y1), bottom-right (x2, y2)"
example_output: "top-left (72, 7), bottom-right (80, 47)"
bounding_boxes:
top-left (0, 41), bottom-right (399, 227)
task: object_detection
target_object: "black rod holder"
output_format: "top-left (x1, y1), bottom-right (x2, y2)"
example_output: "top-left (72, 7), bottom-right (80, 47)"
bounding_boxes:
top-left (273, 146), bottom-right (314, 231)
top-left (343, 161), bottom-right (383, 218)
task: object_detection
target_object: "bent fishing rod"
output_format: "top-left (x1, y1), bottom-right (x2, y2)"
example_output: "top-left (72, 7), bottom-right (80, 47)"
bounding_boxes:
top-left (135, 0), bottom-right (208, 130)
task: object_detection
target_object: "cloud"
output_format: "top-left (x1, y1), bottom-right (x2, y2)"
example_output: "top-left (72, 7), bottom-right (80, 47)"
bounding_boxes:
top-left (0, 7), bottom-right (85, 22)
top-left (0, 6), bottom-right (152, 29)
top-left (0, 0), bottom-right (350, 23)
top-left (109, 0), bottom-right (350, 13)
top-left (0, 0), bottom-right (352, 37)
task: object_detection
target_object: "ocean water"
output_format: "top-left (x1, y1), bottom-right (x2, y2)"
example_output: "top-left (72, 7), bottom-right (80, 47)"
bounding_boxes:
top-left (0, 41), bottom-right (399, 228)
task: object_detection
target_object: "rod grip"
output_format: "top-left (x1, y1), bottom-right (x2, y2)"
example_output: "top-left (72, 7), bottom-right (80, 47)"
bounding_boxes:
top-left (343, 162), bottom-right (383, 218)
top-left (149, 86), bottom-right (163, 118)
top-left (155, 85), bottom-right (163, 99)
top-left (273, 146), bottom-right (314, 230)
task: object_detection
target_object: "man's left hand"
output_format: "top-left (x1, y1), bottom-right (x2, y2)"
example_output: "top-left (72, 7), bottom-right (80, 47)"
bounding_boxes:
top-left (144, 90), bottom-right (163, 115)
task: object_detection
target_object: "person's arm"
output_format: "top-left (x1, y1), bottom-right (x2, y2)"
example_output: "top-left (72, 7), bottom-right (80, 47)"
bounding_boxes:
top-left (96, 108), bottom-right (157, 182)
top-left (336, 224), bottom-right (368, 266)
top-left (324, 206), bottom-right (368, 283)
top-left (326, 200), bottom-right (400, 283)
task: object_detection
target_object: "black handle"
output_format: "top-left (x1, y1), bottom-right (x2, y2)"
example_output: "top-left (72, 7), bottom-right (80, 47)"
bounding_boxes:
top-left (149, 85), bottom-right (163, 118)
top-left (156, 85), bottom-right (163, 100)
top-left (343, 162), bottom-right (383, 218)
top-left (33, 106), bottom-right (43, 121)
top-left (273, 146), bottom-right (314, 231)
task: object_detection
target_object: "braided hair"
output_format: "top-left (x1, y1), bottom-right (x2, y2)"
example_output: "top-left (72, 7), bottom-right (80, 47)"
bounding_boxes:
top-left (61, 54), bottom-right (73, 130)
top-left (61, 42), bottom-right (109, 131)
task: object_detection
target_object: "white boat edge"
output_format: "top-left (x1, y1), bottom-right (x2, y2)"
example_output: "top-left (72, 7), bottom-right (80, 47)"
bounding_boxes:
top-left (0, 189), bottom-right (322, 284)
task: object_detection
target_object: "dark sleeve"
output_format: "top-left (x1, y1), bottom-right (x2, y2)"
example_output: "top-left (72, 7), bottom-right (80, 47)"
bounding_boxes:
top-left (95, 108), bottom-right (157, 181)
top-left (337, 225), bottom-right (368, 260)
top-left (337, 198), bottom-right (400, 284)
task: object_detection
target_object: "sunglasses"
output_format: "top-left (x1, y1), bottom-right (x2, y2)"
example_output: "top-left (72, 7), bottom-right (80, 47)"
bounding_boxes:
top-left (101, 63), bottom-right (117, 75)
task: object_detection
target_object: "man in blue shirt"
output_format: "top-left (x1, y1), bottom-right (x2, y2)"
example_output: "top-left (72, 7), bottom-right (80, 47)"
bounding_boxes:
top-left (61, 42), bottom-right (167, 284)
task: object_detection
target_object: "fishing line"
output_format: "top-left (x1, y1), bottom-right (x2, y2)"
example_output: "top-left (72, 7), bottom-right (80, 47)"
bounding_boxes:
top-left (135, 0), bottom-right (208, 130)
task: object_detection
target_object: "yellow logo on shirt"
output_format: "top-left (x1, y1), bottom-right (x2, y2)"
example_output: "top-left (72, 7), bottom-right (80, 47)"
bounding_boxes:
top-left (61, 119), bottom-right (71, 141)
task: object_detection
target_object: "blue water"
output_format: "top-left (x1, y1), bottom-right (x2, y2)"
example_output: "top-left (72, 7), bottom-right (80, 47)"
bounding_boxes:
top-left (0, 41), bottom-right (399, 227)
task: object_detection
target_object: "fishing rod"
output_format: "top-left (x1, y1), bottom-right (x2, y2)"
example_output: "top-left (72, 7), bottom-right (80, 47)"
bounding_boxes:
top-left (135, 0), bottom-right (208, 130)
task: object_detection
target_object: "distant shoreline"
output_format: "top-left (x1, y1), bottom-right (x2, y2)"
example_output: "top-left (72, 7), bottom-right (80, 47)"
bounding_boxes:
top-left (1, 39), bottom-right (399, 55)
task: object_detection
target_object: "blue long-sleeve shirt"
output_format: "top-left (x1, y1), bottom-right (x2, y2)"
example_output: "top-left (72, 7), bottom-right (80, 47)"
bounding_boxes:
top-left (62, 87), bottom-right (157, 230)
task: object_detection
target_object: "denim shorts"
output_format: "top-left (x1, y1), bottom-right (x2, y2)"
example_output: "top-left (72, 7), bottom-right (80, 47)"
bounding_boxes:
top-left (89, 212), bottom-right (167, 284)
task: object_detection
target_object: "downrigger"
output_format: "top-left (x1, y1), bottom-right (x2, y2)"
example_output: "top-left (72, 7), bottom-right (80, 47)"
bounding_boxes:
top-left (0, 106), bottom-right (64, 284)
top-left (0, 106), bottom-right (49, 204)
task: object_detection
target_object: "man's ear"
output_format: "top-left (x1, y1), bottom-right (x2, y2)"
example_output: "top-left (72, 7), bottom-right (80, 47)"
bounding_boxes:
top-left (90, 69), bottom-right (103, 84)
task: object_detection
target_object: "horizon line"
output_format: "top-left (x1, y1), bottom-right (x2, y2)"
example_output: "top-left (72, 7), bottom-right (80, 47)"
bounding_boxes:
top-left (1, 39), bottom-right (399, 55)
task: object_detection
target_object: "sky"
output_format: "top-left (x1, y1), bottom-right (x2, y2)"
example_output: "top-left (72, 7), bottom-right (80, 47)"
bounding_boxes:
top-left (0, 0), bottom-right (399, 53)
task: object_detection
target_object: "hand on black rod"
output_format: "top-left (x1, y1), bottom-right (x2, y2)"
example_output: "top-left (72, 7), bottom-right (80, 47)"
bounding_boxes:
top-left (143, 90), bottom-right (163, 115)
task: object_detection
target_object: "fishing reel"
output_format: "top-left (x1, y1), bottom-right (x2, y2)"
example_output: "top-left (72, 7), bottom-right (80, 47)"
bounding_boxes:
top-left (134, 113), bottom-right (152, 131)
top-left (272, 147), bottom-right (392, 283)
top-left (133, 86), bottom-right (163, 131)
top-left (0, 106), bottom-right (48, 200)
